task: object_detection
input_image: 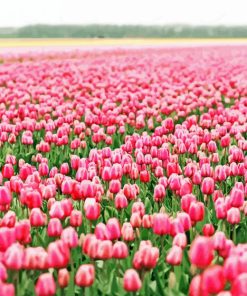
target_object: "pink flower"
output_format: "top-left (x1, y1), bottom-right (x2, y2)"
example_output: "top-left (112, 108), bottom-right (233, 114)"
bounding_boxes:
top-left (58, 268), bottom-right (70, 288)
top-left (112, 241), bottom-right (128, 259)
top-left (201, 177), bottom-right (215, 195)
top-left (70, 210), bottom-right (83, 227)
top-left (121, 222), bottom-right (135, 241)
top-left (84, 198), bottom-right (101, 221)
top-left (47, 240), bottom-right (70, 269)
top-left (231, 273), bottom-right (247, 296)
top-left (115, 192), bottom-right (128, 209)
top-left (202, 223), bottom-right (215, 237)
top-left (30, 208), bottom-right (46, 227)
top-left (106, 218), bottom-right (121, 240)
top-left (201, 265), bottom-right (225, 294)
top-left (189, 201), bottom-right (205, 222)
top-left (173, 233), bottom-right (187, 249)
top-left (61, 227), bottom-right (79, 248)
top-left (123, 269), bottom-right (142, 292)
top-left (109, 179), bottom-right (121, 194)
top-left (75, 264), bottom-right (95, 287)
top-left (35, 273), bottom-right (56, 296)
top-left (47, 218), bottom-right (63, 237)
top-left (152, 213), bottom-right (171, 236)
top-left (4, 243), bottom-right (24, 270)
top-left (189, 236), bottom-right (214, 268)
top-left (166, 245), bottom-right (183, 265)
top-left (227, 207), bottom-right (241, 224)
top-left (0, 186), bottom-right (12, 207)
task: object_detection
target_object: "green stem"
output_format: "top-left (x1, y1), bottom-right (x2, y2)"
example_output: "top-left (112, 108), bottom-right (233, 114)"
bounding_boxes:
top-left (60, 288), bottom-right (65, 296)
top-left (81, 287), bottom-right (85, 296)
top-left (14, 271), bottom-right (19, 296)
top-left (233, 225), bottom-right (237, 244)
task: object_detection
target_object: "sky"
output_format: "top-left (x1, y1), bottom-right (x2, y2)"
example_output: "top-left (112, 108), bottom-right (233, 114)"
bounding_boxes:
top-left (0, 0), bottom-right (247, 27)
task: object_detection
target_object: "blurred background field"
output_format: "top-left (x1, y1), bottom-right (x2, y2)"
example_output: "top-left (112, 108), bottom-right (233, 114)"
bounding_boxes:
top-left (1, 24), bottom-right (247, 39)
top-left (1, 38), bottom-right (247, 46)
top-left (1, 37), bottom-right (247, 51)
top-left (1, 1), bottom-right (247, 50)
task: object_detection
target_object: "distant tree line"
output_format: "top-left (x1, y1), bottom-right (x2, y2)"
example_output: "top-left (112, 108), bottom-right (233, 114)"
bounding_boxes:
top-left (0, 24), bottom-right (247, 38)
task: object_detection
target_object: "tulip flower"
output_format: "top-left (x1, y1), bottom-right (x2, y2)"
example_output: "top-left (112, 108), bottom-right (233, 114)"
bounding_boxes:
top-left (84, 198), bottom-right (101, 221)
top-left (0, 43), bottom-right (247, 296)
top-left (58, 268), bottom-right (70, 288)
top-left (152, 213), bottom-right (171, 236)
top-left (112, 241), bottom-right (129, 259)
top-left (189, 236), bottom-right (214, 268)
top-left (166, 245), bottom-right (183, 266)
top-left (201, 177), bottom-right (215, 195)
top-left (201, 265), bottom-right (225, 294)
top-left (123, 269), bottom-right (142, 292)
top-left (35, 273), bottom-right (56, 296)
top-left (75, 264), bottom-right (95, 287)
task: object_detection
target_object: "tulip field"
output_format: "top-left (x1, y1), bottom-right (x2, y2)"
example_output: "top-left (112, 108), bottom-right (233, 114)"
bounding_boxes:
top-left (0, 45), bottom-right (247, 295)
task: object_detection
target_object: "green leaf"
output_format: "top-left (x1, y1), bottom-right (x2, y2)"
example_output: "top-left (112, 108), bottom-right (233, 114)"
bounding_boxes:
top-left (153, 268), bottom-right (165, 296)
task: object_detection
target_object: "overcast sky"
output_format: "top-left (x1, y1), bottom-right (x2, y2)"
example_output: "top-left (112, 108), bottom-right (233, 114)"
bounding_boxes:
top-left (1, 0), bottom-right (247, 27)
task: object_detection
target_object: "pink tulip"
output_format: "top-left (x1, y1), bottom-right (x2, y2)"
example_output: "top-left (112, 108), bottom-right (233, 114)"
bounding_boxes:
top-left (115, 192), bottom-right (128, 209)
top-left (35, 273), bottom-right (56, 296)
top-left (189, 201), bottom-right (205, 222)
top-left (227, 207), bottom-right (241, 224)
top-left (4, 243), bottom-right (24, 270)
top-left (0, 186), bottom-right (12, 207)
top-left (75, 264), bottom-right (95, 287)
top-left (202, 223), bottom-right (215, 236)
top-left (2, 164), bottom-right (14, 179)
top-left (47, 240), bottom-right (70, 269)
top-left (224, 256), bottom-right (240, 282)
top-left (189, 236), bottom-right (214, 268)
top-left (166, 245), bottom-right (183, 265)
top-left (0, 283), bottom-right (15, 296)
top-left (132, 201), bottom-right (145, 217)
top-left (47, 218), bottom-right (63, 237)
top-left (154, 184), bottom-right (166, 202)
top-left (112, 241), bottom-right (129, 259)
top-left (0, 262), bottom-right (7, 281)
top-left (142, 214), bottom-right (153, 228)
top-left (177, 212), bottom-right (192, 232)
top-left (231, 273), bottom-right (247, 296)
top-left (30, 208), bottom-right (46, 227)
top-left (201, 265), bottom-right (225, 294)
top-left (130, 213), bottom-right (142, 228)
top-left (15, 220), bottom-right (31, 244)
top-left (140, 170), bottom-right (150, 183)
top-left (121, 222), bottom-right (135, 241)
top-left (153, 213), bottom-right (171, 236)
top-left (181, 194), bottom-right (196, 213)
top-left (106, 218), bottom-right (121, 240)
top-left (123, 269), bottom-right (142, 292)
top-left (84, 198), bottom-right (101, 221)
top-left (109, 179), bottom-right (121, 194)
top-left (189, 275), bottom-right (201, 296)
top-left (0, 211), bottom-right (16, 227)
top-left (97, 240), bottom-right (113, 260)
top-left (230, 187), bottom-right (244, 208)
top-left (173, 233), bottom-right (187, 249)
top-left (58, 268), bottom-right (70, 288)
top-left (133, 244), bottom-right (159, 270)
top-left (61, 227), bottom-right (79, 248)
top-left (201, 177), bottom-right (215, 195)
